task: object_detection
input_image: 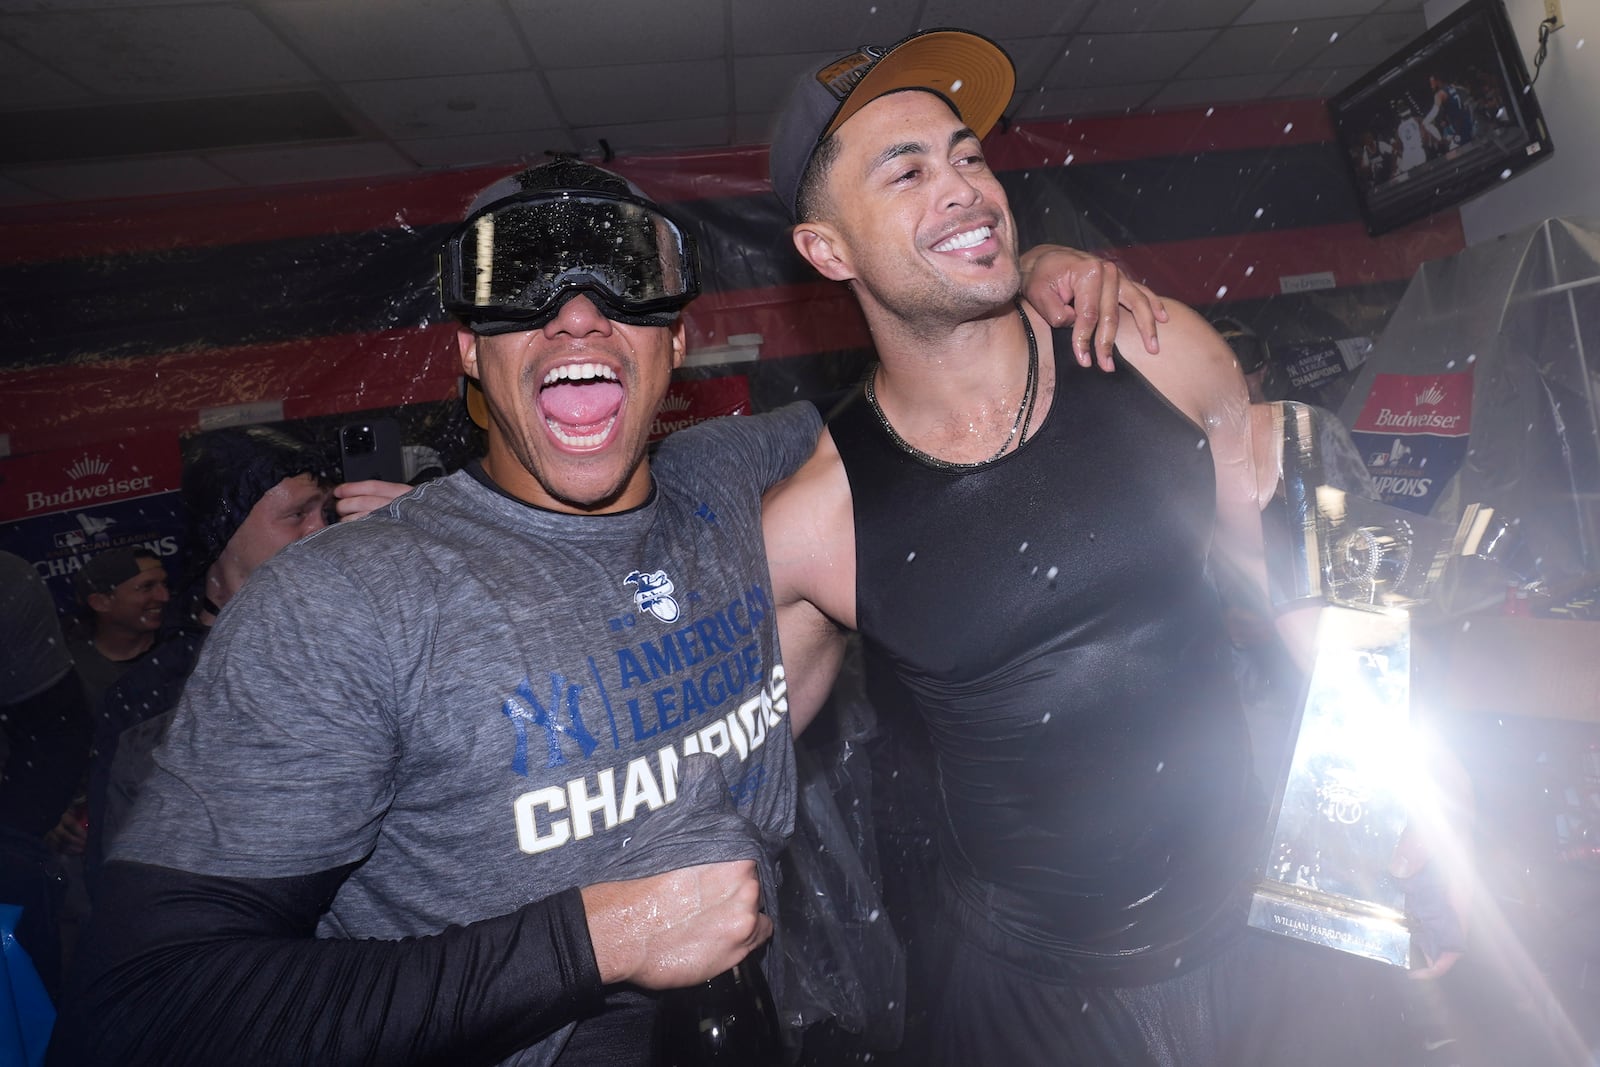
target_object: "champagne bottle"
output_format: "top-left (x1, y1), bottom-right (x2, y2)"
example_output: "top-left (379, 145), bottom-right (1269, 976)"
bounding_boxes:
top-left (653, 956), bottom-right (785, 1066)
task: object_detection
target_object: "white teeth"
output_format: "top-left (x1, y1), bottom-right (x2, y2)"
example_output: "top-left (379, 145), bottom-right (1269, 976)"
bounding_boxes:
top-left (547, 415), bottom-right (615, 448)
top-left (933, 225), bottom-right (992, 252)
top-left (542, 362), bottom-right (618, 386)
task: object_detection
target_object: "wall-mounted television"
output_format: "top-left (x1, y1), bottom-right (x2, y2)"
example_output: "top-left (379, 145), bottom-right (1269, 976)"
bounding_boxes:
top-left (1328, 0), bottom-right (1554, 236)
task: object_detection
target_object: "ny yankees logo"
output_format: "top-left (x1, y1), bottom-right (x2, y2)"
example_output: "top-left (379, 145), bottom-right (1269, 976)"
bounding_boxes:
top-left (624, 569), bottom-right (681, 623)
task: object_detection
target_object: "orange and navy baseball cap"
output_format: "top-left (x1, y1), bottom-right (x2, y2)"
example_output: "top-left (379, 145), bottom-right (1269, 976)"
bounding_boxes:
top-left (768, 28), bottom-right (1015, 221)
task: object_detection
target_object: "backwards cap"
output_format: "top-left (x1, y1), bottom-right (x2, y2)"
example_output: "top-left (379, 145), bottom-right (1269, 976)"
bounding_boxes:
top-left (74, 546), bottom-right (151, 604)
top-left (768, 28), bottom-right (1015, 220)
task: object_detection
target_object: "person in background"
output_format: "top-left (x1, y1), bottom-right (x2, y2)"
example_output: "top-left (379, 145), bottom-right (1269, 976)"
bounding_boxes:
top-left (44, 547), bottom-right (171, 863)
top-left (50, 154), bottom-right (1159, 1066)
top-left (64, 547), bottom-right (169, 718)
top-left (0, 550), bottom-right (93, 998)
top-left (83, 425), bottom-right (357, 893)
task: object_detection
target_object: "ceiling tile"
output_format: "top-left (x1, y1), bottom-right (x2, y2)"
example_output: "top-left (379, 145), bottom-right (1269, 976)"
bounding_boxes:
top-left (0, 0), bottom-right (1492, 206)
top-left (396, 129), bottom-right (579, 168)
top-left (922, 0), bottom-right (1093, 39)
top-left (261, 0), bottom-right (528, 80)
top-left (1237, 0), bottom-right (1384, 23)
top-left (0, 0), bottom-right (214, 9)
top-left (0, 39), bottom-right (93, 109)
top-left (571, 116), bottom-right (731, 156)
top-left (1181, 18), bottom-right (1359, 78)
top-left (998, 36), bottom-right (1073, 93)
top-left (1318, 11), bottom-right (1428, 65)
top-left (206, 141), bottom-right (416, 186)
top-left (2, 7), bottom-right (316, 94)
top-left (1080, 0), bottom-right (1256, 33)
top-left (1146, 71), bottom-right (1293, 109)
top-left (1042, 29), bottom-right (1215, 89)
top-left (1014, 82), bottom-right (1164, 121)
top-left (733, 52), bottom-right (842, 114)
top-left (4, 155), bottom-right (239, 201)
top-left (1270, 66), bottom-right (1367, 98)
top-left (730, 0), bottom-right (920, 56)
top-left (510, 0), bottom-right (725, 68)
top-left (546, 60), bottom-right (728, 128)
top-left (342, 71), bottom-right (560, 139)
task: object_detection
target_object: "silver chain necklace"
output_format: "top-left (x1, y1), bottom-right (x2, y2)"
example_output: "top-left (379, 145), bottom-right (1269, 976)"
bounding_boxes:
top-left (865, 300), bottom-right (1039, 471)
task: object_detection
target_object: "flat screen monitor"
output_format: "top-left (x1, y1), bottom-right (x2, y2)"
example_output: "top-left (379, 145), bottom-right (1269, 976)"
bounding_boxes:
top-left (1329, 0), bottom-right (1554, 236)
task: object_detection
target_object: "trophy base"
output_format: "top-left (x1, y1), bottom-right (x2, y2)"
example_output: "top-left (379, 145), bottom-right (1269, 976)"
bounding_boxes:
top-left (1247, 883), bottom-right (1412, 968)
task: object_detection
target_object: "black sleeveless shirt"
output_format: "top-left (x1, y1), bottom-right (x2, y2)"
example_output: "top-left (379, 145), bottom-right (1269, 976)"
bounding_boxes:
top-left (831, 333), bottom-right (1258, 981)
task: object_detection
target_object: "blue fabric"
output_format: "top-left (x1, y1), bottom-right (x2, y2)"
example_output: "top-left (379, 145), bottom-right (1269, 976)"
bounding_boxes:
top-left (1, 902), bottom-right (54, 1067)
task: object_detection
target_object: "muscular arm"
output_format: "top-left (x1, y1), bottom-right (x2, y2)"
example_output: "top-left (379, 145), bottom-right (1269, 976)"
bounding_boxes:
top-left (1116, 300), bottom-right (1268, 594)
top-left (763, 430), bottom-right (857, 737)
top-left (775, 596), bottom-right (848, 737)
top-left (1119, 306), bottom-right (1327, 669)
top-left (1122, 309), bottom-right (1476, 975)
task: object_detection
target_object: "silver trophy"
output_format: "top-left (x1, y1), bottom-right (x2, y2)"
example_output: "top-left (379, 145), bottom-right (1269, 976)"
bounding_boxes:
top-left (1247, 402), bottom-right (1456, 967)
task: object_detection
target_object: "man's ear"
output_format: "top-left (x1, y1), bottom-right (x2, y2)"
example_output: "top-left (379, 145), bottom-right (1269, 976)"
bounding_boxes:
top-left (457, 327), bottom-right (480, 380)
top-left (669, 319), bottom-right (687, 371)
top-left (86, 591), bottom-right (111, 615)
top-left (792, 223), bottom-right (855, 284)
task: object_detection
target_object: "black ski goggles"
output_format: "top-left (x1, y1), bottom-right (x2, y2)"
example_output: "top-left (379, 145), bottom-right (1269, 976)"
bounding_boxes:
top-left (439, 189), bottom-right (700, 336)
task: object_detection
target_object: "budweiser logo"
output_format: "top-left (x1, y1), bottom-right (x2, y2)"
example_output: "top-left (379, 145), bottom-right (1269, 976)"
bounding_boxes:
top-left (65, 454), bottom-right (111, 480)
top-left (658, 394), bottom-right (693, 413)
top-left (1413, 384), bottom-right (1446, 407)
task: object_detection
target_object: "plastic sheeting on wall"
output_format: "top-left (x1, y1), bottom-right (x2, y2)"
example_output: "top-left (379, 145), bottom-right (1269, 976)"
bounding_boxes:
top-left (2, 98), bottom-right (1464, 461)
top-left (1337, 216), bottom-right (1600, 615)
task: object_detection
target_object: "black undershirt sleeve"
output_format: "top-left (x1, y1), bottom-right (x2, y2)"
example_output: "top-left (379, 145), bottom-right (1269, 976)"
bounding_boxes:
top-left (47, 860), bottom-right (604, 1067)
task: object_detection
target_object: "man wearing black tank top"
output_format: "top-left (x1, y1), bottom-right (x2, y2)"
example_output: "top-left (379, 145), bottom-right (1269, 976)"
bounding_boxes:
top-left (764, 29), bottom-right (1467, 1067)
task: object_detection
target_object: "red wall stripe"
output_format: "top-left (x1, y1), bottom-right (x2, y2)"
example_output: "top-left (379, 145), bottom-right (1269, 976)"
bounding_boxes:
top-left (2, 210), bottom-right (1453, 457)
top-left (0, 99), bottom-right (1342, 266)
top-left (2, 325), bottom-right (462, 455)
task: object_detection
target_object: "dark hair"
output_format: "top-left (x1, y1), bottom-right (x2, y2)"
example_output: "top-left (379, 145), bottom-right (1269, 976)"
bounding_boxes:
top-left (795, 132), bottom-right (843, 224)
top-left (794, 87), bottom-right (963, 224)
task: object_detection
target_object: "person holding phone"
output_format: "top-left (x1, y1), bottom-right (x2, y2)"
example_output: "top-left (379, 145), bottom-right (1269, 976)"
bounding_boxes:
top-left (52, 157), bottom-right (1162, 1066)
top-left (81, 425), bottom-right (409, 894)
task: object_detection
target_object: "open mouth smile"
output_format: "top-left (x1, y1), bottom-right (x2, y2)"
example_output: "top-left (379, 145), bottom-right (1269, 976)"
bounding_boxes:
top-left (540, 362), bottom-right (623, 448)
top-left (932, 225), bottom-right (993, 253)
